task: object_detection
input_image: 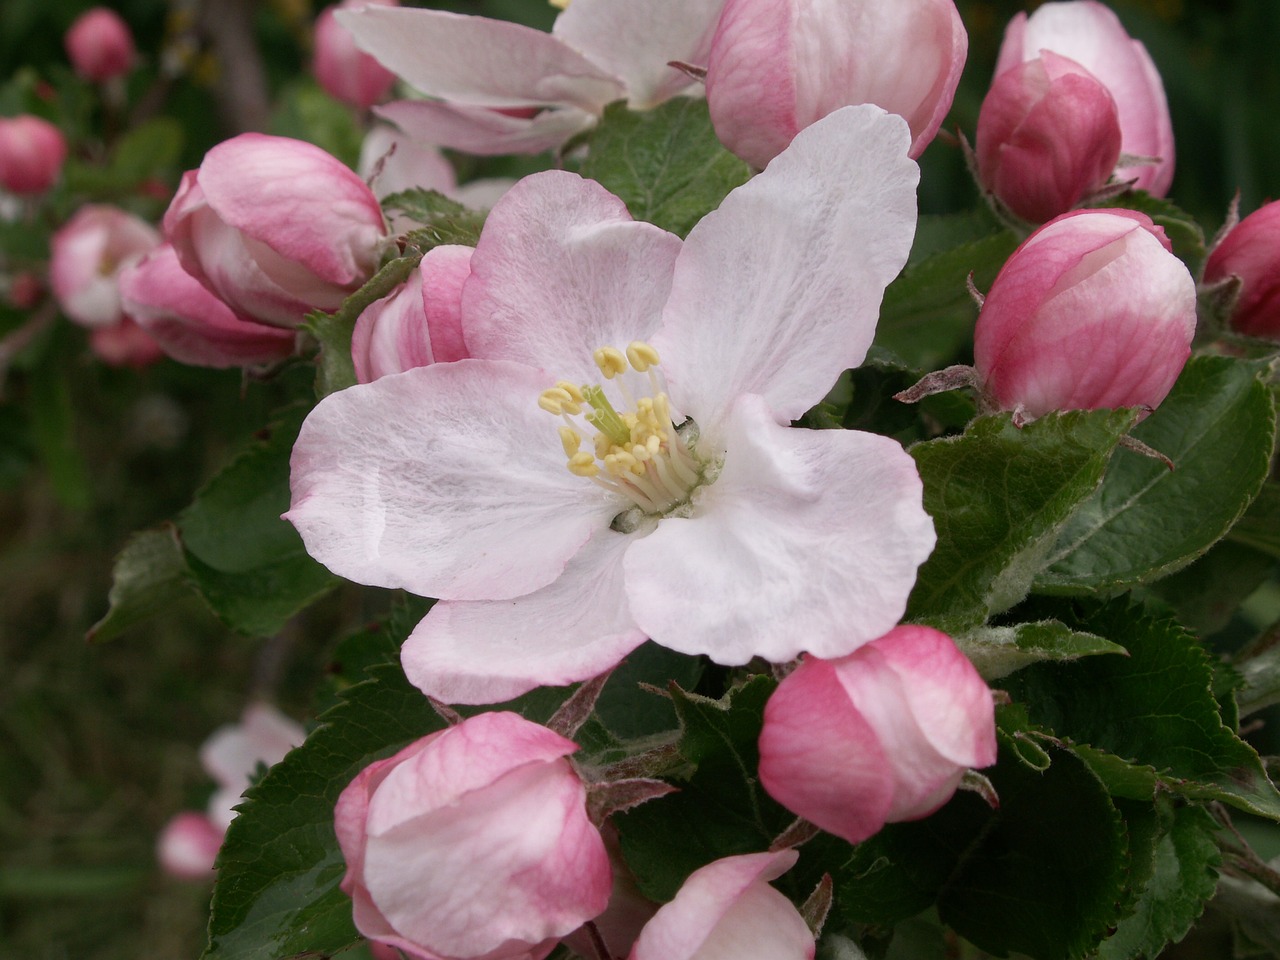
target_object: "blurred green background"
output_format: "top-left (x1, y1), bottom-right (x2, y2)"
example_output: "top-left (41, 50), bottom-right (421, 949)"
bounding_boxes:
top-left (0, 1), bottom-right (1277, 958)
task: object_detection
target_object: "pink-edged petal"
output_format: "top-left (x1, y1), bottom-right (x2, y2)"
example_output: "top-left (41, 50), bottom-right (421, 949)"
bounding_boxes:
top-left (359, 123), bottom-right (458, 200)
top-left (401, 528), bottom-right (647, 705)
top-left (338, 6), bottom-right (624, 112)
top-left (287, 359), bottom-right (617, 602)
top-left (553, 0), bottom-right (725, 108)
top-left (655, 105), bottom-right (917, 436)
top-left (421, 244), bottom-right (472, 363)
top-left (462, 170), bottom-right (682, 380)
top-left (376, 99), bottom-right (596, 156)
top-left (352, 264), bottom-right (433, 383)
top-left (625, 394), bottom-right (935, 664)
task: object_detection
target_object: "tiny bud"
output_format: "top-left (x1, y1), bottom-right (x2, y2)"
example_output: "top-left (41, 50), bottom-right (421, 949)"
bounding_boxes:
top-left (65, 7), bottom-right (137, 82)
top-left (1201, 199), bottom-right (1280, 340)
top-left (0, 115), bottom-right (67, 197)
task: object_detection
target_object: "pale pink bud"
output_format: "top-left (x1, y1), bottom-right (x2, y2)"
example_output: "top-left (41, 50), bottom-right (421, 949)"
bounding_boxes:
top-left (119, 244), bottom-right (298, 368)
top-left (89, 317), bottom-right (164, 367)
top-left (65, 7), bottom-right (137, 82)
top-left (974, 209), bottom-right (1196, 418)
top-left (628, 850), bottom-right (814, 960)
top-left (976, 52), bottom-right (1123, 224)
top-left (201, 703), bottom-right (305, 831)
top-left (0, 115), bottom-right (67, 196)
top-left (705, 0), bottom-right (967, 168)
top-left (156, 812), bottom-right (223, 880)
top-left (1202, 200), bottom-right (1280, 340)
top-left (334, 712), bottom-right (611, 960)
top-left (163, 134), bottom-right (388, 328)
top-left (50, 204), bottom-right (160, 328)
top-left (351, 244), bottom-right (471, 382)
top-left (314, 0), bottom-right (399, 109)
top-left (758, 626), bottom-right (996, 845)
top-left (995, 1), bottom-right (1173, 196)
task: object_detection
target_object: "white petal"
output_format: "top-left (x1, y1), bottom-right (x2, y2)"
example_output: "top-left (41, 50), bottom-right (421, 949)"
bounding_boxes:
top-left (655, 105), bottom-right (918, 435)
top-left (376, 99), bottom-right (596, 157)
top-left (402, 528), bottom-right (647, 705)
top-left (625, 394), bottom-right (934, 664)
top-left (287, 360), bottom-right (618, 602)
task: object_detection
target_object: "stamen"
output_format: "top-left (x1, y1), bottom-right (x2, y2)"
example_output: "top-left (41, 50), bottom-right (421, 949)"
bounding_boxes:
top-left (559, 426), bottom-right (582, 458)
top-left (593, 346), bottom-right (628, 379)
top-left (538, 386), bottom-right (582, 416)
top-left (626, 341), bottom-right (660, 372)
top-left (567, 452), bottom-right (599, 477)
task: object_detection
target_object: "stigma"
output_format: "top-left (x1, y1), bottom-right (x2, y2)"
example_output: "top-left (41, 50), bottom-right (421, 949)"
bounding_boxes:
top-left (539, 341), bottom-right (704, 516)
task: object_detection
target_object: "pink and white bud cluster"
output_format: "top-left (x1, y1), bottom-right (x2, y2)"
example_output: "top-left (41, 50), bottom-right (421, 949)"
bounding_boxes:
top-left (313, 0), bottom-right (400, 110)
top-left (0, 115), bottom-right (67, 197)
top-left (1202, 200), bottom-right (1280, 341)
top-left (704, 0), bottom-right (967, 168)
top-left (65, 7), bottom-right (137, 83)
top-left (759, 625), bottom-right (997, 845)
top-left (974, 209), bottom-right (1196, 419)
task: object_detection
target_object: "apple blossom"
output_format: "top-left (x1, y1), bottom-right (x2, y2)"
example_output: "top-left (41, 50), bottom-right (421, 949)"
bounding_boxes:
top-left (163, 133), bottom-right (388, 328)
top-left (628, 850), bottom-right (813, 960)
top-left (50, 204), bottom-right (160, 328)
top-left (0, 115), bottom-right (67, 196)
top-left (65, 7), bottom-right (136, 82)
top-left (119, 244), bottom-right (298, 368)
top-left (974, 209), bottom-right (1196, 419)
top-left (758, 625), bottom-right (997, 845)
top-left (704, 0), bottom-right (967, 168)
top-left (336, 0), bottom-right (725, 155)
top-left (352, 245), bottom-right (472, 383)
top-left (287, 105), bottom-right (935, 704)
top-left (314, 0), bottom-right (399, 110)
top-left (88, 317), bottom-right (164, 368)
top-left (1202, 200), bottom-right (1280, 340)
top-left (975, 51), bottom-right (1123, 224)
top-left (156, 811), bottom-right (224, 880)
top-left (334, 711), bottom-right (611, 960)
top-left (995, 0), bottom-right (1174, 196)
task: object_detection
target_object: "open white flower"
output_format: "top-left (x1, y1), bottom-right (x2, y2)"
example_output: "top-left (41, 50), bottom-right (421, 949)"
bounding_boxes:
top-left (287, 106), bottom-right (935, 705)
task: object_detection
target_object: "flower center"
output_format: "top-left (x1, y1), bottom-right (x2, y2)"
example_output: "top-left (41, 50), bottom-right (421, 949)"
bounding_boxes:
top-left (539, 341), bottom-right (705, 519)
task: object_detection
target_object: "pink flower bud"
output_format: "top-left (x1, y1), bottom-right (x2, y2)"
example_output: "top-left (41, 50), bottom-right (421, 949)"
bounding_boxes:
top-left (758, 626), bottom-right (996, 845)
top-left (976, 52), bottom-right (1123, 224)
top-left (334, 712), bottom-right (611, 960)
top-left (314, 0), bottom-right (399, 109)
top-left (705, 0), bottom-right (967, 168)
top-left (628, 850), bottom-right (814, 960)
top-left (156, 812), bottom-right (223, 880)
top-left (65, 7), bottom-right (137, 82)
top-left (1202, 200), bottom-right (1280, 340)
top-left (0, 115), bottom-right (67, 196)
top-left (995, 0), bottom-right (1173, 196)
top-left (974, 209), bottom-right (1196, 418)
top-left (89, 317), bottom-right (164, 367)
top-left (352, 245), bottom-right (471, 382)
top-left (163, 134), bottom-right (388, 328)
top-left (119, 244), bottom-right (298, 368)
top-left (50, 204), bottom-right (160, 328)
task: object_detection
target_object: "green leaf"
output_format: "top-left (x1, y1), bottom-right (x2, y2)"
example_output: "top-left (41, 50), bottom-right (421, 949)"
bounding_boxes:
top-left (579, 99), bottom-right (752, 238)
top-left (874, 230), bottom-right (1018, 371)
top-left (1108, 192), bottom-right (1207, 268)
top-left (1229, 481), bottom-right (1280, 558)
top-left (1003, 601), bottom-right (1280, 820)
top-left (268, 80), bottom-right (364, 169)
top-left (1035, 356), bottom-right (1276, 595)
top-left (108, 118), bottom-right (184, 186)
top-left (177, 404), bottom-right (337, 637)
top-left (384, 189), bottom-right (486, 247)
top-left (1147, 540), bottom-right (1278, 637)
top-left (906, 409), bottom-right (1136, 632)
top-left (1097, 801), bottom-right (1221, 960)
top-left (87, 526), bottom-right (192, 643)
top-left (614, 676), bottom-right (794, 903)
top-left (955, 620), bottom-right (1127, 680)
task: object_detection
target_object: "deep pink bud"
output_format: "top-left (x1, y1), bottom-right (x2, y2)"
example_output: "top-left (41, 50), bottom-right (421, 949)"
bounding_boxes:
top-left (0, 115), bottom-right (67, 196)
top-left (334, 712), bottom-right (612, 960)
top-left (50, 204), bottom-right (160, 328)
top-left (976, 52), bottom-right (1123, 224)
top-left (628, 851), bottom-right (814, 960)
top-left (163, 134), bottom-right (388, 327)
top-left (314, 0), bottom-right (399, 109)
top-left (705, 0), bottom-right (967, 168)
top-left (995, 1), bottom-right (1173, 196)
top-left (119, 244), bottom-right (298, 368)
top-left (156, 812), bottom-right (223, 880)
top-left (1202, 200), bottom-right (1280, 340)
top-left (351, 245), bottom-right (471, 382)
top-left (974, 209), bottom-right (1196, 418)
top-left (65, 7), bottom-right (137, 82)
top-left (758, 625), bottom-right (996, 845)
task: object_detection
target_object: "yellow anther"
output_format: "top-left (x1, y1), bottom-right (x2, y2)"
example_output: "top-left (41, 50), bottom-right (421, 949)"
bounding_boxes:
top-left (556, 381), bottom-right (585, 405)
top-left (593, 346), bottom-right (628, 379)
top-left (627, 341), bottom-right (660, 372)
top-left (568, 452), bottom-right (599, 477)
top-left (559, 426), bottom-right (582, 458)
top-left (539, 386), bottom-right (579, 415)
top-left (646, 434), bottom-right (662, 455)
